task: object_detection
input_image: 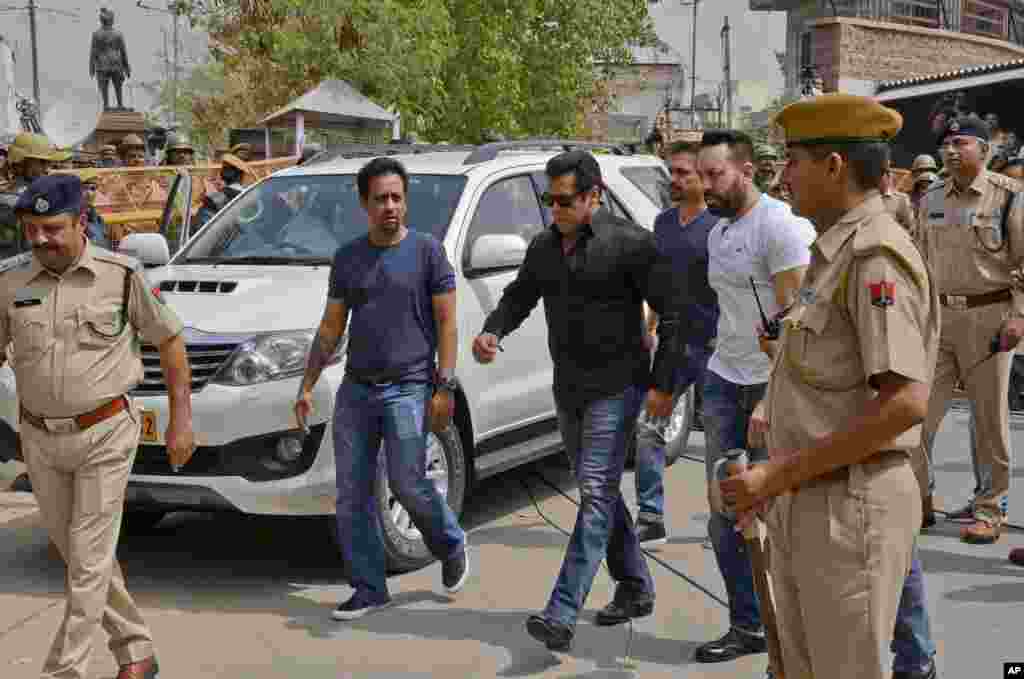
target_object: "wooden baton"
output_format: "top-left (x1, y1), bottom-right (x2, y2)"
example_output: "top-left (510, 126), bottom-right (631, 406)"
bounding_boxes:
top-left (725, 461), bottom-right (786, 679)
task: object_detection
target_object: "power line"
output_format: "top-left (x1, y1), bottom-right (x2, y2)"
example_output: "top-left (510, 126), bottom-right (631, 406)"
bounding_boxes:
top-left (0, 1), bottom-right (79, 108)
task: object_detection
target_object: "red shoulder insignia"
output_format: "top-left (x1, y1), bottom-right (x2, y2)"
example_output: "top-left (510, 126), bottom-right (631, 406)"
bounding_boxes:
top-left (868, 281), bottom-right (895, 308)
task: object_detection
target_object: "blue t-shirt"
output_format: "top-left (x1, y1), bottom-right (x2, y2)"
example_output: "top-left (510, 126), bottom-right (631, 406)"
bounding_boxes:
top-left (653, 207), bottom-right (719, 345)
top-left (328, 229), bottom-right (456, 382)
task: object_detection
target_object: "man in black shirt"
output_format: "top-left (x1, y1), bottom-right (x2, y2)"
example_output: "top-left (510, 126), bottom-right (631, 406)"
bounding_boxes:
top-left (473, 150), bottom-right (681, 650)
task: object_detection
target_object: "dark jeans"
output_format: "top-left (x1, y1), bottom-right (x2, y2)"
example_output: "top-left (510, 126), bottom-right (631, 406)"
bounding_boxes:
top-left (333, 379), bottom-right (465, 601)
top-left (702, 369), bottom-right (767, 635)
top-left (635, 342), bottom-right (712, 523)
top-left (544, 385), bottom-right (654, 627)
top-left (892, 548), bottom-right (936, 673)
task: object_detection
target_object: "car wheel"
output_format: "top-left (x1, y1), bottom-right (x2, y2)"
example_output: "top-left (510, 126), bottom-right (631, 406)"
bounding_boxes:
top-left (121, 509), bottom-right (167, 534)
top-left (375, 424), bottom-right (468, 574)
top-left (665, 384), bottom-right (695, 467)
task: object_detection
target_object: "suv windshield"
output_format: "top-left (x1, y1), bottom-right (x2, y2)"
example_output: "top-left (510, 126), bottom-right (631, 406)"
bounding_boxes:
top-left (177, 174), bottom-right (467, 264)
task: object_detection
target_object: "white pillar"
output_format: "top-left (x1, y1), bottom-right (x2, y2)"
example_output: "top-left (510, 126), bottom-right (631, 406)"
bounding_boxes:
top-left (265, 126), bottom-right (272, 159)
top-left (295, 112), bottom-right (305, 156)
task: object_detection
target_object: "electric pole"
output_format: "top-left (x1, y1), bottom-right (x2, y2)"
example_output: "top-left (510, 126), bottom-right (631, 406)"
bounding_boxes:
top-left (138, 0), bottom-right (183, 127)
top-left (0, 1), bottom-right (78, 110)
top-left (27, 0), bottom-right (38, 106)
top-left (722, 16), bottom-right (732, 128)
top-left (689, 0), bottom-right (699, 129)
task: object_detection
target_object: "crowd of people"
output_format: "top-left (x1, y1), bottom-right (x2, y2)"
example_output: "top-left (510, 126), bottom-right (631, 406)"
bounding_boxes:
top-left (1, 89), bottom-right (1022, 679)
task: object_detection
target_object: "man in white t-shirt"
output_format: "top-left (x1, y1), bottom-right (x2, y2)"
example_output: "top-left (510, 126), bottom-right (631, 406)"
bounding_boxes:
top-left (694, 129), bottom-right (816, 667)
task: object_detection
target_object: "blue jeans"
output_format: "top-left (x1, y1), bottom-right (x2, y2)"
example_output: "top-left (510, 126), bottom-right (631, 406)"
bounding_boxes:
top-left (891, 548), bottom-right (936, 673)
top-left (635, 342), bottom-right (712, 523)
top-left (333, 379), bottom-right (466, 601)
top-left (702, 370), bottom-right (767, 635)
top-left (544, 385), bottom-right (654, 627)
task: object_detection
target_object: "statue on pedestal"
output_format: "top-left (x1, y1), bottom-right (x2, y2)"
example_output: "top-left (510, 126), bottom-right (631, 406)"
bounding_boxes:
top-left (89, 8), bottom-right (131, 111)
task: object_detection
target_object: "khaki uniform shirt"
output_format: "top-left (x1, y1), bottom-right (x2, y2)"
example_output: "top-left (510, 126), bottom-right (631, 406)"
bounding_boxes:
top-left (765, 195), bottom-right (940, 455)
top-left (917, 170), bottom-right (1024, 314)
top-left (0, 243), bottom-right (184, 417)
top-left (881, 190), bottom-right (916, 238)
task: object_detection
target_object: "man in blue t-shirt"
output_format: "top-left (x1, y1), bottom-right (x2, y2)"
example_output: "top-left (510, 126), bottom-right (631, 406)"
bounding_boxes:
top-left (634, 141), bottom-right (719, 545)
top-left (294, 157), bottom-right (468, 620)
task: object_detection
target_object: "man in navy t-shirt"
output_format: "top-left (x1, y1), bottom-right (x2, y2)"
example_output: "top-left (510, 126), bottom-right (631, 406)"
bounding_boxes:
top-left (634, 141), bottom-right (719, 545)
top-left (294, 157), bottom-right (468, 620)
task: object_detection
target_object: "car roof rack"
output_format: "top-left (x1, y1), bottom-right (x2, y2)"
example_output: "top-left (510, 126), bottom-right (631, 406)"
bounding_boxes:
top-left (463, 139), bottom-right (631, 165)
top-left (306, 143), bottom-right (478, 165)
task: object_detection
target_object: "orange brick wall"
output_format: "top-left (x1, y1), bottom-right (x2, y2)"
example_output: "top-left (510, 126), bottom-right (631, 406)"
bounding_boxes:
top-left (810, 17), bottom-right (1024, 93)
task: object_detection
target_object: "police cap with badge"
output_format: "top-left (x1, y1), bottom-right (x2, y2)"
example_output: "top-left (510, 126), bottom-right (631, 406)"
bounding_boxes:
top-left (773, 93), bottom-right (903, 147)
top-left (13, 174), bottom-right (82, 219)
top-left (938, 113), bottom-right (990, 146)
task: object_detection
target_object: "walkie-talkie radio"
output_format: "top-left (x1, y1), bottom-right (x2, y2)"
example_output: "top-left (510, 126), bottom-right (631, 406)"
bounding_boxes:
top-left (750, 277), bottom-right (781, 341)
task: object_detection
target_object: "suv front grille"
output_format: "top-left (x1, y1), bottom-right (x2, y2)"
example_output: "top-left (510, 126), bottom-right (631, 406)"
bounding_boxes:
top-left (133, 342), bottom-right (240, 395)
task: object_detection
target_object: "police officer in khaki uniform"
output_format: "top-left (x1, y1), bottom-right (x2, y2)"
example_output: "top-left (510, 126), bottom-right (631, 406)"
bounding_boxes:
top-left (3, 175), bottom-right (195, 679)
top-left (163, 133), bottom-right (195, 166)
top-left (119, 134), bottom-right (147, 167)
top-left (917, 113), bottom-right (1023, 543)
top-left (721, 94), bottom-right (940, 679)
top-left (880, 165), bottom-right (916, 236)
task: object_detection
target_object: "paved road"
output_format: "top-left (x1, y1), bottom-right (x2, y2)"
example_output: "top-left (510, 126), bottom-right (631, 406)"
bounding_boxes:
top-left (0, 408), bottom-right (1021, 678)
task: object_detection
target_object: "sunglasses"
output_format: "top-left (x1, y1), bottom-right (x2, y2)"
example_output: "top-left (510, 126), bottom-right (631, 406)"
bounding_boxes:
top-left (541, 191), bottom-right (583, 208)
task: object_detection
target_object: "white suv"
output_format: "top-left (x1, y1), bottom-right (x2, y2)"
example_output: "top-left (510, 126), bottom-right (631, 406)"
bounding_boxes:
top-left (0, 141), bottom-right (695, 572)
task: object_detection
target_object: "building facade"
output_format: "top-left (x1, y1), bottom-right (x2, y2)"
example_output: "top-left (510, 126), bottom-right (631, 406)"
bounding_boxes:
top-left (752, 1), bottom-right (1024, 96)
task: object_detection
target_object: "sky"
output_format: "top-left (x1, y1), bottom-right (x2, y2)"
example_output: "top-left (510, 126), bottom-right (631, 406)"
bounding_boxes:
top-left (1, 0), bottom-right (788, 125)
top-left (647, 0), bottom-right (788, 111)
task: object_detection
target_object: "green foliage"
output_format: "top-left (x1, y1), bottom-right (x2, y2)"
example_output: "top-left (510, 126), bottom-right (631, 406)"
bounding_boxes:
top-left (181, 0), bottom-right (656, 144)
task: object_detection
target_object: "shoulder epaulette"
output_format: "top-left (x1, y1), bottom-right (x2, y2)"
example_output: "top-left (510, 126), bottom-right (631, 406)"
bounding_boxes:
top-left (987, 172), bottom-right (1023, 193)
top-left (924, 180), bottom-right (946, 195)
top-left (0, 252), bottom-right (32, 275)
top-left (852, 212), bottom-right (926, 290)
top-left (91, 248), bottom-right (142, 273)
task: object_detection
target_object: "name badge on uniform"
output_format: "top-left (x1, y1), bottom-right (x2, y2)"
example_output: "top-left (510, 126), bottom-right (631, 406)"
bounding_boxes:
top-left (12, 288), bottom-right (46, 308)
top-left (928, 212), bottom-right (944, 220)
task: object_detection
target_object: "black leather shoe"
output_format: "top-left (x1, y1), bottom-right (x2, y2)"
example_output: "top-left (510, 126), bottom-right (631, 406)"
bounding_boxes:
top-left (694, 628), bottom-right (767, 663)
top-left (595, 584), bottom-right (654, 626)
top-left (892, 659), bottom-right (937, 679)
top-left (526, 614), bottom-right (574, 651)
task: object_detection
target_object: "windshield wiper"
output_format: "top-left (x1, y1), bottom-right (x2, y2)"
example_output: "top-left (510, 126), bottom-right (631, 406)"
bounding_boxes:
top-left (182, 256), bottom-right (330, 265)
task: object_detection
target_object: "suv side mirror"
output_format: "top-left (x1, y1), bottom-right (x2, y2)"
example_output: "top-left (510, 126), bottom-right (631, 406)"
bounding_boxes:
top-left (119, 233), bottom-right (170, 267)
top-left (467, 233), bottom-right (528, 273)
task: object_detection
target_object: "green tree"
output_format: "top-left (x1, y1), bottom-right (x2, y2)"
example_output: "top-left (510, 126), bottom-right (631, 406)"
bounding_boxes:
top-left (184, 0), bottom-right (655, 144)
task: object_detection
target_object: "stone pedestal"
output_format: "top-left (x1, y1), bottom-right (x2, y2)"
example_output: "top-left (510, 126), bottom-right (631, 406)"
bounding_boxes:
top-left (87, 109), bottom-right (145, 152)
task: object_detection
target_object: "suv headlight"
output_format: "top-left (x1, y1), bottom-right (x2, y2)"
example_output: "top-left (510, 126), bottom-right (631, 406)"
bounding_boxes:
top-left (214, 330), bottom-right (345, 386)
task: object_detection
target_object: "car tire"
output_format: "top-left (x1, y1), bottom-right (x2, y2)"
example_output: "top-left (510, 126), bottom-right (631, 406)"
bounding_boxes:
top-left (375, 424), bottom-right (468, 575)
top-left (121, 509), bottom-right (167, 534)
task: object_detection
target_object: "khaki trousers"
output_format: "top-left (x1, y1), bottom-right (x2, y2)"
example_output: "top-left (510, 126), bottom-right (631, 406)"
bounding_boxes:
top-left (923, 302), bottom-right (1013, 519)
top-left (766, 454), bottom-right (920, 679)
top-left (22, 406), bottom-right (154, 679)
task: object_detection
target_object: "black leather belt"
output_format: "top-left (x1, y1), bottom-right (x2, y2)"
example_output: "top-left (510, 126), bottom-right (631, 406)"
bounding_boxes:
top-left (939, 288), bottom-right (1012, 309)
top-left (348, 371), bottom-right (407, 387)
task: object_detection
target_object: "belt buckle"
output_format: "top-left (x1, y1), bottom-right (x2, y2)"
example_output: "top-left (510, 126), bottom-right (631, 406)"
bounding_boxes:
top-left (945, 294), bottom-right (968, 310)
top-left (43, 417), bottom-right (79, 434)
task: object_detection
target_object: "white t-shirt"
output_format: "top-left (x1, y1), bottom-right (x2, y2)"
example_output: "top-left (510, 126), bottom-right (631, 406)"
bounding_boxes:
top-left (707, 195), bottom-right (817, 385)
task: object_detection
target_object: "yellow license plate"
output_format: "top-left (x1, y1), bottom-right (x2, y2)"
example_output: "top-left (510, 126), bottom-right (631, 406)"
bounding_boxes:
top-left (140, 410), bottom-right (160, 443)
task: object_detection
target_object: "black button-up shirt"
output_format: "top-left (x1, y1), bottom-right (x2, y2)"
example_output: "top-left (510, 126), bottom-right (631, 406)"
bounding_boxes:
top-left (482, 211), bottom-right (682, 409)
